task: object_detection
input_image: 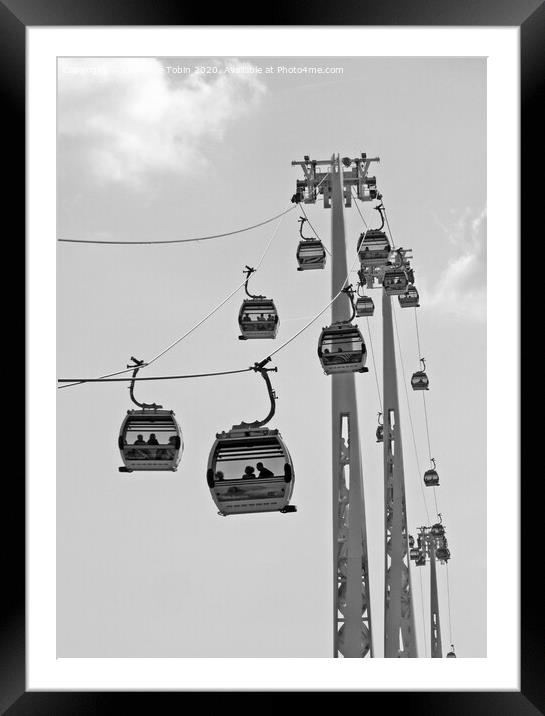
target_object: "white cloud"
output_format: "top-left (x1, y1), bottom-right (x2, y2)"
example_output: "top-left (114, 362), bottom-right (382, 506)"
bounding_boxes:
top-left (58, 58), bottom-right (266, 187)
top-left (422, 207), bottom-right (486, 322)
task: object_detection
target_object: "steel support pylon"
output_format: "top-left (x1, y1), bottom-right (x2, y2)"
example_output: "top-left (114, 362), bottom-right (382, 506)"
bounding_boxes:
top-left (330, 155), bottom-right (372, 658)
top-left (430, 544), bottom-right (443, 658)
top-left (382, 291), bottom-right (417, 657)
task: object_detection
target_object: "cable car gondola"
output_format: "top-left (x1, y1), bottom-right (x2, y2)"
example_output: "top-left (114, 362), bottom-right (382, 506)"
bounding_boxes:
top-left (238, 266), bottom-right (279, 340)
top-left (411, 358), bottom-right (429, 391)
top-left (436, 546), bottom-right (451, 563)
top-left (423, 458), bottom-right (440, 487)
top-left (382, 268), bottom-right (410, 295)
top-left (360, 175), bottom-right (378, 201)
top-left (354, 271), bottom-right (375, 318)
top-left (357, 228), bottom-right (390, 264)
top-left (376, 412), bottom-right (384, 443)
top-left (118, 358), bottom-right (182, 473)
top-left (357, 229), bottom-right (391, 268)
top-left (398, 285), bottom-right (420, 308)
top-left (317, 286), bottom-right (369, 375)
top-left (357, 203), bottom-right (391, 268)
top-left (296, 216), bottom-right (326, 271)
top-left (206, 360), bottom-right (296, 516)
top-left (356, 295), bottom-right (375, 318)
top-left (431, 515), bottom-right (445, 538)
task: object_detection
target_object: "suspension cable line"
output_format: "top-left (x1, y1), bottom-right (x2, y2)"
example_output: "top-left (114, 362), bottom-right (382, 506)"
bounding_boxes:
top-left (256, 176), bottom-right (366, 363)
top-left (299, 203), bottom-right (332, 257)
top-left (58, 276), bottom-right (248, 389)
top-left (144, 277), bottom-right (248, 369)
top-left (351, 188), bottom-right (369, 230)
top-left (61, 182), bottom-right (328, 388)
top-left (296, 172), bottom-right (332, 255)
top-left (264, 249), bottom-right (361, 362)
top-left (421, 390), bottom-right (440, 516)
top-left (59, 244), bottom-right (360, 390)
top-left (365, 316), bottom-right (382, 414)
top-left (382, 203), bottom-right (397, 249)
top-left (58, 205), bottom-right (297, 245)
top-left (58, 249), bottom-right (355, 388)
top-left (59, 206), bottom-right (290, 390)
top-left (414, 307), bottom-right (423, 359)
top-left (254, 204), bottom-right (288, 270)
top-left (421, 394), bottom-right (434, 465)
top-left (410, 300), bottom-right (441, 519)
top-left (392, 303), bottom-right (431, 525)
top-left (57, 367), bottom-right (253, 385)
top-left (421, 391), bottom-right (440, 517)
top-left (147, 207), bottom-right (288, 367)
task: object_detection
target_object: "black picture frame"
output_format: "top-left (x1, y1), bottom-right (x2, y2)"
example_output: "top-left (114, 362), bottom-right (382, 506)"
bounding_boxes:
top-left (6, 0), bottom-right (539, 711)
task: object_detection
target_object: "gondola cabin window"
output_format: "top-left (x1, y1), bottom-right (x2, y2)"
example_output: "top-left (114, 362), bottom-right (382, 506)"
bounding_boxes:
top-left (207, 428), bottom-right (296, 515)
top-left (296, 239), bottom-right (326, 270)
top-left (213, 437), bottom-right (287, 482)
top-left (118, 409), bottom-right (182, 472)
top-left (238, 299), bottom-right (279, 339)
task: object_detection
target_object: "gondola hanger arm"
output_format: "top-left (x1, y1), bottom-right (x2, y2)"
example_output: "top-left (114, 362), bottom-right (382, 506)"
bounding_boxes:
top-left (341, 284), bottom-right (357, 323)
top-left (374, 202), bottom-right (386, 231)
top-left (243, 265), bottom-right (264, 299)
top-left (298, 216), bottom-right (313, 241)
top-left (357, 269), bottom-right (366, 296)
top-left (245, 358), bottom-right (278, 427)
top-left (127, 357), bottom-right (162, 410)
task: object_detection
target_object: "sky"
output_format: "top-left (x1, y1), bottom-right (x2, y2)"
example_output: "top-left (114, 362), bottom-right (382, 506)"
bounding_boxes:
top-left (57, 56), bottom-right (486, 658)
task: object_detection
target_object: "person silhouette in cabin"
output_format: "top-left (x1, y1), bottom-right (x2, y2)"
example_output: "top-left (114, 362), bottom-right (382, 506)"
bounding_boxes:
top-left (256, 462), bottom-right (274, 479)
top-left (242, 465), bottom-right (256, 479)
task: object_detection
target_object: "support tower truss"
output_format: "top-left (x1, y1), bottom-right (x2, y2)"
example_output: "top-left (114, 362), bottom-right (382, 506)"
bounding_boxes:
top-left (417, 526), bottom-right (443, 658)
top-left (382, 289), bottom-right (418, 657)
top-left (292, 154), bottom-right (375, 657)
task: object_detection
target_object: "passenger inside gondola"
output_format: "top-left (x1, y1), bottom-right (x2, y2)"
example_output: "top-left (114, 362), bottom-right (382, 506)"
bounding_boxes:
top-left (321, 333), bottom-right (363, 365)
top-left (156, 435), bottom-right (178, 461)
top-left (412, 373), bottom-right (428, 388)
top-left (119, 408), bottom-right (182, 472)
top-left (256, 462), bottom-right (274, 478)
top-left (127, 434), bottom-right (146, 459)
top-left (296, 236), bottom-right (326, 268)
top-left (393, 248), bottom-right (405, 267)
top-left (123, 426), bottom-right (179, 460)
top-left (239, 302), bottom-right (279, 336)
top-left (383, 269), bottom-right (410, 294)
top-left (210, 441), bottom-right (289, 502)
